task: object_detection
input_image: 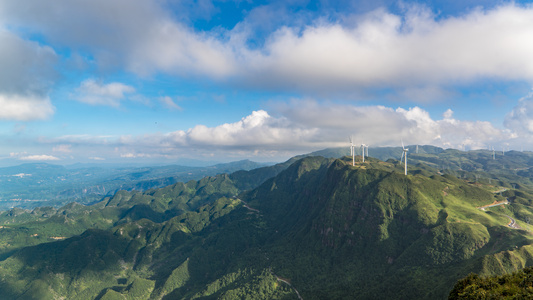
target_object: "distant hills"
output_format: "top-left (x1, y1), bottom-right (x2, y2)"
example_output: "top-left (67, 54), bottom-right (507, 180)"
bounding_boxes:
top-left (0, 160), bottom-right (268, 210)
top-left (1, 148), bottom-right (533, 298)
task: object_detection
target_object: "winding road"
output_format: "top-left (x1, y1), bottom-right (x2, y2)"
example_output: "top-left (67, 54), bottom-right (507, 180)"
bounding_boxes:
top-left (272, 273), bottom-right (303, 300)
top-left (477, 197), bottom-right (521, 229)
top-left (504, 215), bottom-right (520, 229)
top-left (236, 198), bottom-right (260, 213)
top-left (478, 200), bottom-right (508, 211)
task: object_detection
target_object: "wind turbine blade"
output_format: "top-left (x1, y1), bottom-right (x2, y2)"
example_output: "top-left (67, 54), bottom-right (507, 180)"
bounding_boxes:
top-left (401, 139), bottom-right (405, 150)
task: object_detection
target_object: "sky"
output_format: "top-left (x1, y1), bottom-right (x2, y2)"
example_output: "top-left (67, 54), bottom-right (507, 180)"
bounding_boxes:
top-left (1, 0), bottom-right (533, 166)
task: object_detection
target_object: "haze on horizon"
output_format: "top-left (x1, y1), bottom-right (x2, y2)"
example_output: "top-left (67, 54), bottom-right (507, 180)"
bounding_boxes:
top-left (1, 0), bottom-right (533, 166)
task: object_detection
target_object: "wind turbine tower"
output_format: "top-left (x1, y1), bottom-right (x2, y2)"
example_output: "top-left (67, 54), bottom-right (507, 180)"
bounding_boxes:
top-left (361, 143), bottom-right (367, 163)
top-left (401, 141), bottom-right (409, 176)
top-left (349, 137), bottom-right (355, 166)
top-left (492, 147), bottom-right (495, 160)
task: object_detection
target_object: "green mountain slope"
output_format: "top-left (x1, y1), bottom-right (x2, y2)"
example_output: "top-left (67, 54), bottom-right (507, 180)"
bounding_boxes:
top-left (243, 156), bottom-right (533, 299)
top-left (1, 154), bottom-right (533, 299)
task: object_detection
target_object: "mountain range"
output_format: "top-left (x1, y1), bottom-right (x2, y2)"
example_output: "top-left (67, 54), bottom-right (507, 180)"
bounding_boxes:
top-left (1, 147), bottom-right (533, 299)
top-left (0, 160), bottom-right (268, 210)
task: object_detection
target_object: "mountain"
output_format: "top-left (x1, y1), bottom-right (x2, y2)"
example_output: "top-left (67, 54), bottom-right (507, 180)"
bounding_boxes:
top-left (0, 160), bottom-right (268, 210)
top-left (0, 159), bottom-right (290, 261)
top-left (1, 152), bottom-right (533, 299)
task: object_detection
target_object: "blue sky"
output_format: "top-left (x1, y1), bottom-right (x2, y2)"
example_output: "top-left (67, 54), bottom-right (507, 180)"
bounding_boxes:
top-left (1, 0), bottom-right (533, 165)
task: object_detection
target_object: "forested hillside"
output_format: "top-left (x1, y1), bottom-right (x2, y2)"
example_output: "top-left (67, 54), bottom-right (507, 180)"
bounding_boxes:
top-left (2, 151), bottom-right (533, 299)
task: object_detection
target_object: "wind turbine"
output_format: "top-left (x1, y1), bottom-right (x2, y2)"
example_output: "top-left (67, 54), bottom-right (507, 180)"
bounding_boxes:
top-left (401, 141), bottom-right (408, 176)
top-left (349, 136), bottom-right (355, 166)
top-left (361, 143), bottom-right (367, 162)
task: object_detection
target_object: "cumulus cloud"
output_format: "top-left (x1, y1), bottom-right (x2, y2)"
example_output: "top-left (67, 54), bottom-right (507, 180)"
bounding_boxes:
top-left (0, 94), bottom-right (55, 121)
top-left (398, 107), bottom-right (505, 149)
top-left (3, 2), bottom-right (533, 96)
top-left (0, 28), bottom-right (56, 120)
top-left (242, 4), bottom-right (533, 93)
top-left (275, 100), bottom-right (507, 149)
top-left (504, 90), bottom-right (533, 135)
top-left (74, 79), bottom-right (135, 107)
top-left (175, 110), bottom-right (319, 149)
top-left (0, 29), bottom-right (57, 95)
top-left (0, 0), bottom-right (236, 78)
top-left (36, 101), bottom-right (512, 161)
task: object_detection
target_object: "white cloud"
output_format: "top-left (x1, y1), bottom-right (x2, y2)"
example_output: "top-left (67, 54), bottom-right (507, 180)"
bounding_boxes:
top-left (0, 94), bottom-right (55, 121)
top-left (0, 28), bottom-right (56, 120)
top-left (178, 110), bottom-right (319, 148)
top-left (74, 79), bottom-right (135, 107)
top-left (398, 106), bottom-right (505, 149)
top-left (120, 153), bottom-right (152, 158)
top-left (0, 28), bottom-right (57, 95)
top-left (53, 144), bottom-right (72, 153)
top-left (0, 0), bottom-right (236, 78)
top-left (35, 102), bottom-right (512, 161)
top-left (159, 96), bottom-right (183, 110)
top-left (19, 154), bottom-right (59, 161)
top-left (4, 2), bottom-right (533, 96)
top-left (275, 100), bottom-right (507, 149)
top-left (38, 135), bottom-right (116, 151)
top-left (504, 90), bottom-right (533, 135)
top-left (241, 4), bottom-right (533, 93)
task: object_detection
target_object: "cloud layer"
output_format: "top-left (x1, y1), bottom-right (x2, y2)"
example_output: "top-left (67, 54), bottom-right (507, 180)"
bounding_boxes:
top-left (3, 2), bottom-right (533, 96)
top-left (1, 1), bottom-right (533, 163)
top-left (36, 101), bottom-right (517, 162)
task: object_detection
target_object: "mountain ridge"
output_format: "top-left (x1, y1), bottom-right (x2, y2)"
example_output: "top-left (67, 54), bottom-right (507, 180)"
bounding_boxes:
top-left (1, 152), bottom-right (533, 298)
